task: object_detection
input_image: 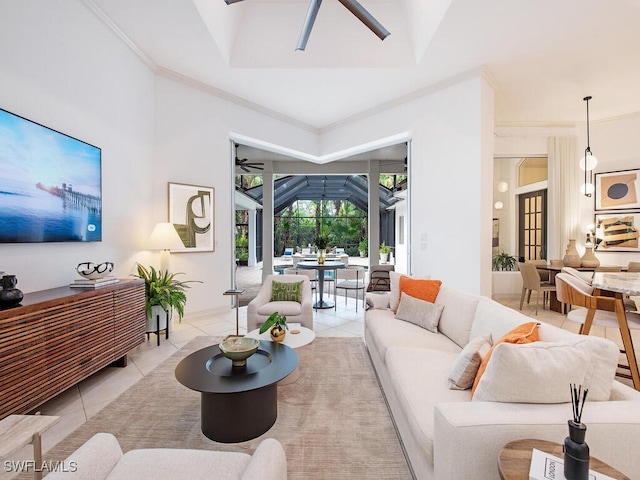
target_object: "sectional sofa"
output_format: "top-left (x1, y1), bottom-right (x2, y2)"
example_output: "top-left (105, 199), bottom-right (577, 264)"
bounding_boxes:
top-left (364, 282), bottom-right (640, 480)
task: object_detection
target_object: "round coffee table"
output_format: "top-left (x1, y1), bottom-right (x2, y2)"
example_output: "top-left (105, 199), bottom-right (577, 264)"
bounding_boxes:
top-left (498, 439), bottom-right (631, 480)
top-left (245, 325), bottom-right (314, 384)
top-left (175, 341), bottom-right (298, 443)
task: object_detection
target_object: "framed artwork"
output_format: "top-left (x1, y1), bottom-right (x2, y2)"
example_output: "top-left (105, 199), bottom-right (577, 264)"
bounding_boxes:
top-left (168, 182), bottom-right (215, 252)
top-left (594, 211), bottom-right (640, 252)
top-left (595, 168), bottom-right (640, 211)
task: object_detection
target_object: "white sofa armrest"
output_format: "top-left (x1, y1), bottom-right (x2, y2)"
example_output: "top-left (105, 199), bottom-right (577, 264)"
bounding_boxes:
top-left (45, 433), bottom-right (123, 480)
top-left (241, 438), bottom-right (287, 480)
top-left (434, 401), bottom-right (640, 480)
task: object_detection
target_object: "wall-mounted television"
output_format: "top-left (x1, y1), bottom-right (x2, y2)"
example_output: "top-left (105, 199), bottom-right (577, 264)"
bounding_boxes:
top-left (0, 108), bottom-right (102, 243)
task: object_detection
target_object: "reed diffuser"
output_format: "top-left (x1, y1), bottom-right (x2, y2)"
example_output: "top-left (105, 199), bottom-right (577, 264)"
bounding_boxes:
top-left (564, 383), bottom-right (590, 480)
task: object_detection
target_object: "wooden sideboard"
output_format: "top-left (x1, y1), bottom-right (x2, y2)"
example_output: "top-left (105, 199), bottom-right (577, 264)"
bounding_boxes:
top-left (0, 279), bottom-right (146, 419)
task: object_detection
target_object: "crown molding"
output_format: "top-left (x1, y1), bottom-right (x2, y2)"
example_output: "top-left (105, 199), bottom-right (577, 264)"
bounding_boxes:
top-left (79, 0), bottom-right (157, 72)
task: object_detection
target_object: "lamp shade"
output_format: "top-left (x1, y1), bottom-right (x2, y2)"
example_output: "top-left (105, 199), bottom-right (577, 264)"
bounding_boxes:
top-left (579, 153), bottom-right (598, 171)
top-left (148, 223), bottom-right (184, 250)
top-left (579, 182), bottom-right (595, 196)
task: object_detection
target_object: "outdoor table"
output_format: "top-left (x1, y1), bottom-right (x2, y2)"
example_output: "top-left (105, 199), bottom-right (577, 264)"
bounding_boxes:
top-left (297, 260), bottom-right (345, 309)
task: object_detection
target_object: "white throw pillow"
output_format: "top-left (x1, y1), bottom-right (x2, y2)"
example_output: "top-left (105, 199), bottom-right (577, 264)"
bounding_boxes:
top-left (473, 337), bottom-right (618, 403)
top-left (394, 292), bottom-right (444, 333)
top-left (448, 335), bottom-right (492, 390)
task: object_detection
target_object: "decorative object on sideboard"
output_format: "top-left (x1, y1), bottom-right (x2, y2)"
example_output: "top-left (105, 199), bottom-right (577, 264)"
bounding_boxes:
top-left (0, 274), bottom-right (23, 308)
top-left (563, 240), bottom-right (582, 267)
top-left (259, 311), bottom-right (288, 342)
top-left (218, 337), bottom-right (260, 368)
top-left (76, 261), bottom-right (114, 280)
top-left (564, 383), bottom-right (590, 480)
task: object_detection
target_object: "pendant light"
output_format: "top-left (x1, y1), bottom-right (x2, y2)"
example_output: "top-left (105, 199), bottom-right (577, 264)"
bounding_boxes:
top-left (579, 96), bottom-right (598, 197)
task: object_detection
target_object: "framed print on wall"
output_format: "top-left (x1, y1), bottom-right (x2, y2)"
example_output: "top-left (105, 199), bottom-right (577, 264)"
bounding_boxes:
top-left (594, 211), bottom-right (640, 252)
top-left (168, 182), bottom-right (215, 252)
top-left (595, 168), bottom-right (640, 211)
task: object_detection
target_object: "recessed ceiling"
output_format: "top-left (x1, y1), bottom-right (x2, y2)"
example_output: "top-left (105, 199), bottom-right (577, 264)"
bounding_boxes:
top-left (89, 0), bottom-right (640, 129)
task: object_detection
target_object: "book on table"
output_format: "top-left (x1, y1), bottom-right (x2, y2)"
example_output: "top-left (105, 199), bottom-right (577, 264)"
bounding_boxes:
top-left (529, 449), bottom-right (615, 480)
top-left (70, 277), bottom-right (119, 288)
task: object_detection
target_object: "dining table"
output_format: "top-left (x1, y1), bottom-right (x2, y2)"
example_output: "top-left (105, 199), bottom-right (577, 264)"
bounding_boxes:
top-left (591, 271), bottom-right (640, 390)
top-left (297, 260), bottom-right (345, 309)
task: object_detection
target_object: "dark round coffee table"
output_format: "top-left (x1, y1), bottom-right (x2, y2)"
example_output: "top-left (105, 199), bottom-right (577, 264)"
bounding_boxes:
top-left (175, 340), bottom-right (298, 443)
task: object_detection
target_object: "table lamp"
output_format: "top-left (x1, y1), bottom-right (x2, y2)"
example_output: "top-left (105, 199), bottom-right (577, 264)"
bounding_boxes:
top-left (147, 222), bottom-right (184, 272)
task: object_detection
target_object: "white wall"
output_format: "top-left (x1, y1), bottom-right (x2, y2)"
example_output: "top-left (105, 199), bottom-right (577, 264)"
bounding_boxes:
top-left (322, 71), bottom-right (495, 295)
top-left (0, 0), bottom-right (155, 293)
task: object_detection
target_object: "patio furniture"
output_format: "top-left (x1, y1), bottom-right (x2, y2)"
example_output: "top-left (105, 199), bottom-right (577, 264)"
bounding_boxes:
top-left (334, 266), bottom-right (366, 311)
top-left (366, 264), bottom-right (394, 292)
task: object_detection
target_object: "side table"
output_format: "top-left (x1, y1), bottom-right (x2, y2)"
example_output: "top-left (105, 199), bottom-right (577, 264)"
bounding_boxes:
top-left (0, 414), bottom-right (60, 480)
top-left (498, 439), bottom-right (631, 480)
top-left (224, 288), bottom-right (246, 337)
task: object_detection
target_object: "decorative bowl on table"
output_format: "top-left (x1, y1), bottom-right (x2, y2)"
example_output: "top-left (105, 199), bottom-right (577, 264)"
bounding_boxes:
top-left (76, 261), bottom-right (114, 280)
top-left (219, 337), bottom-right (260, 367)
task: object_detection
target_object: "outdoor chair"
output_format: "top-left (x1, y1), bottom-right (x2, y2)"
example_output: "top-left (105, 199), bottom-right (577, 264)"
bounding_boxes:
top-left (367, 265), bottom-right (394, 292)
top-left (518, 262), bottom-right (556, 315)
top-left (334, 266), bottom-right (366, 312)
top-left (287, 268), bottom-right (318, 307)
top-left (247, 274), bottom-right (313, 331)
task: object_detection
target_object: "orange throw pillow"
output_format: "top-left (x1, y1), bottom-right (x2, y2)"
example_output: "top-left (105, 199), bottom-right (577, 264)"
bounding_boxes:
top-left (397, 277), bottom-right (442, 312)
top-left (471, 322), bottom-right (539, 398)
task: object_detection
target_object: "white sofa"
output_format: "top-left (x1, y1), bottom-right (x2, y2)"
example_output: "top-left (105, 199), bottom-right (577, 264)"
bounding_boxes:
top-left (365, 285), bottom-right (640, 480)
top-left (45, 433), bottom-right (287, 480)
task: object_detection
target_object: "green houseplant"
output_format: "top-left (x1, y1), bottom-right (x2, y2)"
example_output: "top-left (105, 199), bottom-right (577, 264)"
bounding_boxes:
top-left (492, 252), bottom-right (518, 271)
top-left (259, 311), bottom-right (288, 342)
top-left (314, 234), bottom-right (329, 252)
top-left (133, 263), bottom-right (200, 324)
top-left (358, 238), bottom-right (368, 257)
top-left (379, 242), bottom-right (391, 262)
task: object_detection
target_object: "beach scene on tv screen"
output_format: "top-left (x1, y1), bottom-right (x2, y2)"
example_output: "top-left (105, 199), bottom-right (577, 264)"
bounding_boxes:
top-left (0, 109), bottom-right (102, 243)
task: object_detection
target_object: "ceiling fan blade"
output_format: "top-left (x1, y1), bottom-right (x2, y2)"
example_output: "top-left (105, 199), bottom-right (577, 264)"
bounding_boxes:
top-left (241, 165), bottom-right (250, 173)
top-left (250, 165), bottom-right (264, 171)
top-left (296, 0), bottom-right (323, 51)
top-left (223, 0), bottom-right (245, 4)
top-left (337, 0), bottom-right (390, 41)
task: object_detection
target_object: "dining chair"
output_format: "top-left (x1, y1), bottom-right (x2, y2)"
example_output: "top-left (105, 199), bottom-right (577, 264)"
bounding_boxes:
top-left (290, 268), bottom-right (318, 308)
top-left (555, 272), bottom-right (640, 388)
top-left (525, 259), bottom-right (550, 282)
top-left (334, 266), bottom-right (366, 312)
top-left (518, 262), bottom-right (556, 315)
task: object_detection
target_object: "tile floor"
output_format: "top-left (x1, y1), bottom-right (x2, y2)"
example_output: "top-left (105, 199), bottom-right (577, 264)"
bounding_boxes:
top-left (3, 291), bottom-right (639, 479)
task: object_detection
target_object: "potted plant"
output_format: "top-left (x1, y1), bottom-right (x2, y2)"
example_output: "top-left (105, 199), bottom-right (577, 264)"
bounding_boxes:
top-left (133, 264), bottom-right (200, 332)
top-left (379, 242), bottom-right (391, 263)
top-left (314, 234), bottom-right (329, 264)
top-left (259, 311), bottom-right (288, 342)
top-left (358, 238), bottom-right (368, 257)
top-left (492, 251), bottom-right (518, 271)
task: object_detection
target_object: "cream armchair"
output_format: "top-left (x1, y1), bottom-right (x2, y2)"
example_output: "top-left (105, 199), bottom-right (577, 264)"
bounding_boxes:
top-left (247, 274), bottom-right (313, 331)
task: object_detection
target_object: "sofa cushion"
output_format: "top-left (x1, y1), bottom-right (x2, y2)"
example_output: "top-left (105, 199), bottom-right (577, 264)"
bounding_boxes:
top-left (473, 337), bottom-right (619, 403)
top-left (434, 286), bottom-right (481, 349)
top-left (395, 292), bottom-right (444, 333)
top-left (398, 277), bottom-right (441, 311)
top-left (470, 297), bottom-right (533, 342)
top-left (385, 347), bottom-right (470, 467)
top-left (365, 309), bottom-right (462, 368)
top-left (107, 448), bottom-right (251, 480)
top-left (389, 271), bottom-right (405, 312)
top-left (257, 301), bottom-right (302, 317)
top-left (271, 280), bottom-right (303, 303)
top-left (448, 335), bottom-right (492, 390)
top-left (472, 322), bottom-right (539, 397)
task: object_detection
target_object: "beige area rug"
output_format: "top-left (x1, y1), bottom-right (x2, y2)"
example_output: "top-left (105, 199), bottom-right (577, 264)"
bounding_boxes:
top-left (40, 337), bottom-right (412, 479)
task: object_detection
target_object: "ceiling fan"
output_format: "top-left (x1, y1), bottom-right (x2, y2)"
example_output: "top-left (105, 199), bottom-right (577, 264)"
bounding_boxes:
top-left (223, 0), bottom-right (390, 51)
top-left (235, 157), bottom-right (264, 173)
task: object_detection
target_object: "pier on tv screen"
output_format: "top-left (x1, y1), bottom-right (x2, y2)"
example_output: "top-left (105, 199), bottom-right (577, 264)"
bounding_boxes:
top-left (0, 108), bottom-right (102, 243)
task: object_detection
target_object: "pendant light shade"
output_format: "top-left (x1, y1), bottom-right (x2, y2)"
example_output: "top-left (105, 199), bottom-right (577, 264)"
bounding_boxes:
top-left (580, 96), bottom-right (597, 198)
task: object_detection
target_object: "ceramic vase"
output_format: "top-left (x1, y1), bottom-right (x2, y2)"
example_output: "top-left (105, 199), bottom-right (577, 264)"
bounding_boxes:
top-left (563, 240), bottom-right (582, 268)
top-left (564, 420), bottom-right (589, 480)
top-left (580, 245), bottom-right (600, 268)
top-left (0, 275), bottom-right (24, 308)
top-left (270, 325), bottom-right (286, 342)
top-left (317, 249), bottom-right (325, 265)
